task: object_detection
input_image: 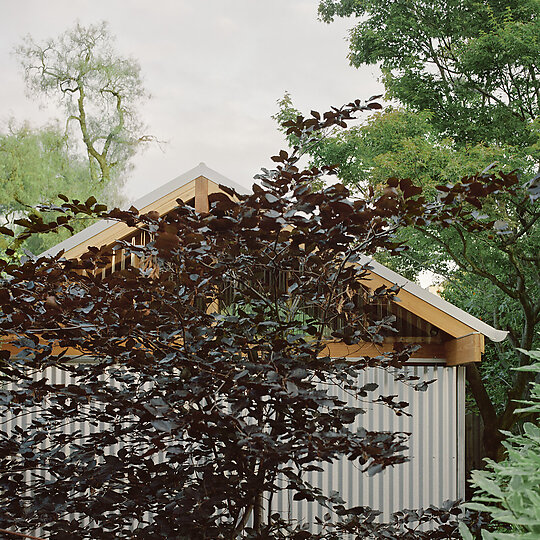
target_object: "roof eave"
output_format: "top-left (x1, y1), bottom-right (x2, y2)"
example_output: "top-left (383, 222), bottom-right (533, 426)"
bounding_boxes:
top-left (41, 163), bottom-right (250, 258)
top-left (359, 255), bottom-right (508, 343)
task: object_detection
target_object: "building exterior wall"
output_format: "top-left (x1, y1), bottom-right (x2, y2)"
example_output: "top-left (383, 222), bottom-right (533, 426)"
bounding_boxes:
top-left (2, 362), bottom-right (465, 531)
top-left (271, 363), bottom-right (466, 524)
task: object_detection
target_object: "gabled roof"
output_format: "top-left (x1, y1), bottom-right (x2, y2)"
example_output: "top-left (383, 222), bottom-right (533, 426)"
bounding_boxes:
top-left (42, 163), bottom-right (507, 344)
top-left (42, 163), bottom-right (250, 260)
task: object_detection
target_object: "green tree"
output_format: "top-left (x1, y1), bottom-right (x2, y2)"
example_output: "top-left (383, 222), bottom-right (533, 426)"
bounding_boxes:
top-left (15, 21), bottom-right (152, 187)
top-left (307, 0), bottom-right (540, 460)
top-left (0, 121), bottom-right (104, 254)
top-left (276, 95), bottom-right (540, 461)
top-left (318, 0), bottom-right (540, 153)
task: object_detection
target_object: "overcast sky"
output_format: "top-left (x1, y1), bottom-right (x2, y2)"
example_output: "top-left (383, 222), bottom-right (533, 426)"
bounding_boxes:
top-left (1, 1), bottom-right (382, 202)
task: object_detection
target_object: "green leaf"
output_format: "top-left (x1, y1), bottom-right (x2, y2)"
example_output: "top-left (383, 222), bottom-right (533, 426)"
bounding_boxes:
top-left (458, 521), bottom-right (474, 540)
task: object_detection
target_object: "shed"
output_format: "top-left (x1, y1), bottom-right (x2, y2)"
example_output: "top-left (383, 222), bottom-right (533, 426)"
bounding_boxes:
top-left (5, 163), bottom-right (507, 525)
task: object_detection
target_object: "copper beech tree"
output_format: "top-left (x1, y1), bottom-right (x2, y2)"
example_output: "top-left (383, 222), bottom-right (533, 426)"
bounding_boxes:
top-left (0, 101), bottom-right (499, 538)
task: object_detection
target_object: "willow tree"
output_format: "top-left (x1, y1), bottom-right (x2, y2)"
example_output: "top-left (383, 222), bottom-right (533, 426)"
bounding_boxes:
top-left (0, 121), bottom-right (103, 254)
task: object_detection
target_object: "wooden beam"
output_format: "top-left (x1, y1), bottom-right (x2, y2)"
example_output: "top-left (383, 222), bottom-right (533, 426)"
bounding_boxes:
top-left (444, 333), bottom-right (484, 366)
top-left (59, 182), bottom-right (196, 260)
top-left (5, 336), bottom-right (485, 366)
top-left (320, 340), bottom-right (446, 359)
top-left (195, 176), bottom-right (209, 213)
top-left (3, 335), bottom-right (445, 361)
top-left (1, 338), bottom-right (92, 358)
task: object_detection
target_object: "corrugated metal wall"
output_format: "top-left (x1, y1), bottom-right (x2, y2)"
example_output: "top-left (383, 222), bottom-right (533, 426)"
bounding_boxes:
top-left (271, 363), bottom-right (465, 525)
top-left (2, 362), bottom-right (465, 532)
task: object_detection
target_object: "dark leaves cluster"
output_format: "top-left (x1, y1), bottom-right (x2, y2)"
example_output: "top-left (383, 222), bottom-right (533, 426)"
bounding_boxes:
top-left (238, 501), bottom-right (489, 539)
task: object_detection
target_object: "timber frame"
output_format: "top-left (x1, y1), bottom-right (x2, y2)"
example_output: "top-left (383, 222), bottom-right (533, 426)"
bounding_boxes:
top-left (32, 163), bottom-right (506, 366)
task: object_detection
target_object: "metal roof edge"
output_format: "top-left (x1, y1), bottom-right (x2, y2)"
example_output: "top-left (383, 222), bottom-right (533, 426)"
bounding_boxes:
top-left (40, 218), bottom-right (118, 258)
top-left (358, 255), bottom-right (508, 343)
top-left (41, 163), bottom-right (250, 258)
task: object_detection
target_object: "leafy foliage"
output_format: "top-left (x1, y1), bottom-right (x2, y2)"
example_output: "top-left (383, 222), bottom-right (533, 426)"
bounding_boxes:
top-left (1, 96), bottom-right (528, 537)
top-left (461, 354), bottom-right (540, 539)
top-left (0, 99), bottom-right (434, 539)
top-left (277, 1), bottom-right (540, 460)
top-left (318, 0), bottom-right (540, 150)
top-left (0, 121), bottom-right (107, 254)
top-left (387, 168), bottom-right (538, 460)
top-left (275, 96), bottom-right (540, 455)
top-left (15, 21), bottom-right (152, 186)
top-left (308, 107), bottom-right (533, 197)
top-left (265, 500), bottom-right (485, 538)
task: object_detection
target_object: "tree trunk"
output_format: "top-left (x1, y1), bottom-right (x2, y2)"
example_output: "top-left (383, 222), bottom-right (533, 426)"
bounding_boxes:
top-left (482, 421), bottom-right (505, 462)
top-left (466, 360), bottom-right (537, 462)
top-left (465, 364), bottom-right (503, 461)
top-left (253, 491), bottom-right (264, 533)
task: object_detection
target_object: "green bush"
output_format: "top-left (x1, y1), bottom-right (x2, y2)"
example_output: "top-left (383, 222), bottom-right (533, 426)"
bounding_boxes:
top-left (460, 353), bottom-right (540, 539)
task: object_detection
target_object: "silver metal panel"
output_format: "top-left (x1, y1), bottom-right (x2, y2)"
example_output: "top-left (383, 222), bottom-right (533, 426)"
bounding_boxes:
top-left (269, 363), bottom-right (465, 527)
top-left (457, 366), bottom-right (466, 498)
top-left (2, 363), bottom-right (465, 532)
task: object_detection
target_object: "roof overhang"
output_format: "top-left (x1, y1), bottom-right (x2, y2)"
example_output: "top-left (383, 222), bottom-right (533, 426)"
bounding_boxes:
top-left (42, 162), bottom-right (250, 260)
top-left (357, 256), bottom-right (507, 343)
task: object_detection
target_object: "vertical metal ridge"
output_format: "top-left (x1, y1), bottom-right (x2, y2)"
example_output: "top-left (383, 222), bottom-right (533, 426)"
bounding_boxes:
top-left (456, 367), bottom-right (466, 499)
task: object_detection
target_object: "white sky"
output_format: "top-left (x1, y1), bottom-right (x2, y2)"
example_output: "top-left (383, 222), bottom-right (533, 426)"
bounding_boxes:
top-left (0, 0), bottom-right (382, 203)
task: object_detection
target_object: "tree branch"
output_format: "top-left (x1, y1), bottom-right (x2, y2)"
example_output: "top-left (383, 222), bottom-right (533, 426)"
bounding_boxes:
top-left (0, 529), bottom-right (46, 540)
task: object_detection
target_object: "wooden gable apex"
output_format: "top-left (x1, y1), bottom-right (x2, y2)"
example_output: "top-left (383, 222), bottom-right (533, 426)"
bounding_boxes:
top-left (43, 163), bottom-right (249, 261)
top-left (42, 163), bottom-right (507, 365)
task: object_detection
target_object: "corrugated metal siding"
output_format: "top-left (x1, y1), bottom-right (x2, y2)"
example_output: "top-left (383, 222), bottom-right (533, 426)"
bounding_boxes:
top-left (271, 364), bottom-right (465, 526)
top-left (2, 363), bottom-right (465, 533)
